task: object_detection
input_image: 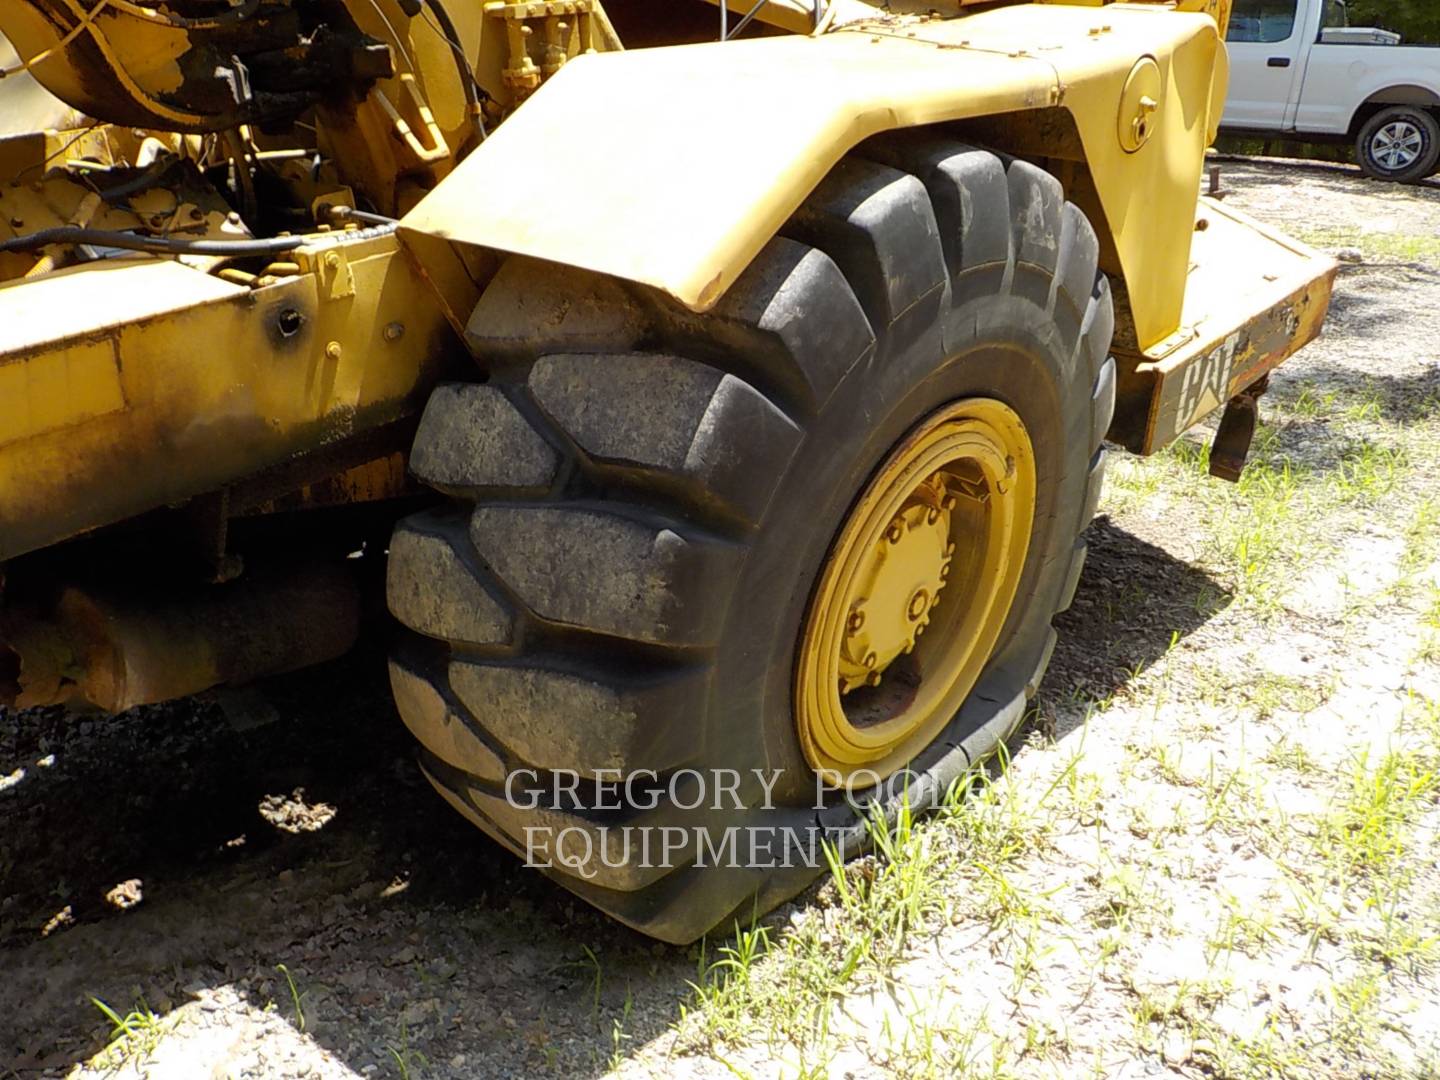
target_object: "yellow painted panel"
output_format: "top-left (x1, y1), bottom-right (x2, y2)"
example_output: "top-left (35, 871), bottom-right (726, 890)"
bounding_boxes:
top-left (0, 233), bottom-right (465, 560)
top-left (0, 256), bottom-right (241, 353)
top-left (0, 337), bottom-right (125, 446)
top-left (401, 3), bottom-right (1224, 350)
top-left (1134, 198), bottom-right (1337, 449)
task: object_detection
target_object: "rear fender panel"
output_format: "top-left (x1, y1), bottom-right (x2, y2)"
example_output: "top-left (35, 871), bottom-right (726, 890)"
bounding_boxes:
top-left (401, 3), bottom-right (1229, 354)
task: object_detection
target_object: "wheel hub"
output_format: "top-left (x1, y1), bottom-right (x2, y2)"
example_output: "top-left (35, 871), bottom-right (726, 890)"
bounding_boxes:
top-left (837, 474), bottom-right (957, 694)
top-left (1373, 121), bottom-right (1423, 170)
top-left (794, 398), bottom-right (1036, 789)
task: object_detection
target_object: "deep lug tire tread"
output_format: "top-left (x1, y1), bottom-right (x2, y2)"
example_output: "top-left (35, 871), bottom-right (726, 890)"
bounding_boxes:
top-left (387, 136), bottom-right (1116, 941)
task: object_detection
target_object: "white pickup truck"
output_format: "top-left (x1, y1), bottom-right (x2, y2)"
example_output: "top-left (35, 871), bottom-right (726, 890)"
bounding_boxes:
top-left (1222, 0), bottom-right (1440, 182)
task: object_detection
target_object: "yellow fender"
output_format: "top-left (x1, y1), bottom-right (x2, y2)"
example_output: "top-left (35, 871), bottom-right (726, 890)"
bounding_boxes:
top-left (401, 3), bottom-right (1228, 353)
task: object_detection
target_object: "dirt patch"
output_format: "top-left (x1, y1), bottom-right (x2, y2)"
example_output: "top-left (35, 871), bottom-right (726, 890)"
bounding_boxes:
top-left (2, 158), bottom-right (1439, 1079)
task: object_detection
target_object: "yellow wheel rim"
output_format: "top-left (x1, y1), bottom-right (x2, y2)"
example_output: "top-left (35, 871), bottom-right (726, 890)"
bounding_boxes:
top-left (794, 398), bottom-right (1036, 790)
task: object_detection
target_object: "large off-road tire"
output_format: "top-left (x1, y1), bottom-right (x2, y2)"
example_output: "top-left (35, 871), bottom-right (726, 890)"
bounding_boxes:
top-left (386, 134), bottom-right (1115, 943)
top-left (1356, 105), bottom-right (1440, 184)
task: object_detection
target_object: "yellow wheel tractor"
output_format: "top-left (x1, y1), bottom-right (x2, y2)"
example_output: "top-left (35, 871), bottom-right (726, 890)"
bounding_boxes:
top-left (0, 0), bottom-right (1334, 940)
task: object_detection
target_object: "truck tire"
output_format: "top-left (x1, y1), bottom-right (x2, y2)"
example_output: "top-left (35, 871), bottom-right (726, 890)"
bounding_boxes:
top-left (1356, 105), bottom-right (1440, 183)
top-left (386, 136), bottom-right (1115, 943)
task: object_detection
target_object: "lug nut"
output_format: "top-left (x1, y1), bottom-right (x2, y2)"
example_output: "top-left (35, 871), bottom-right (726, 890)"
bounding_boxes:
top-left (862, 651), bottom-right (878, 670)
top-left (886, 522), bottom-right (904, 544)
top-left (866, 672), bottom-right (882, 687)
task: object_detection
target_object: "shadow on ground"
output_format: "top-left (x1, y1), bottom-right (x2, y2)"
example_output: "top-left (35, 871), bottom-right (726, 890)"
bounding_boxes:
top-left (1212, 154), bottom-right (1440, 193)
top-left (1270, 356), bottom-right (1440, 427)
top-left (1039, 515), bottom-right (1232, 741)
top-left (1, 519), bottom-right (1229, 1078)
top-left (1, 641), bottom-right (682, 1078)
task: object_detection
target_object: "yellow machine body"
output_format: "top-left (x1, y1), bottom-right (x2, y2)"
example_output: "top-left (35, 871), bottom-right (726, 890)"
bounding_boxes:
top-left (404, 2), bottom-right (1227, 352)
top-left (0, 0), bottom-right (1334, 704)
top-left (0, 228), bottom-right (468, 562)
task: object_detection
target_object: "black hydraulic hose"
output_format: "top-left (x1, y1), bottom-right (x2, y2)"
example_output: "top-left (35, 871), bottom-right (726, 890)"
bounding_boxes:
top-left (422, 0), bottom-right (487, 150)
top-left (328, 206), bottom-right (398, 226)
top-left (98, 157), bottom-right (183, 202)
top-left (725, 0), bottom-right (769, 39)
top-left (0, 228), bottom-right (304, 256)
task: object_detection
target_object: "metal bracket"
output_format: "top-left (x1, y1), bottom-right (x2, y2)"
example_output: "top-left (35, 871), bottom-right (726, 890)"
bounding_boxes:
top-left (317, 246), bottom-right (355, 300)
top-left (185, 488), bottom-right (244, 583)
top-left (1208, 374), bottom-right (1269, 483)
top-left (485, 0), bottom-right (596, 103)
top-left (373, 74), bottom-right (451, 167)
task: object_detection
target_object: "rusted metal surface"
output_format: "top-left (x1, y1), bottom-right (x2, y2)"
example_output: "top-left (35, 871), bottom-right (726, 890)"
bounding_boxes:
top-left (1208, 374), bottom-right (1270, 483)
top-left (0, 563), bottom-right (360, 712)
top-left (1108, 197), bottom-right (1337, 456)
top-left (0, 228), bottom-right (468, 563)
top-left (1137, 271), bottom-right (1333, 453)
top-left (0, 1), bottom-right (392, 133)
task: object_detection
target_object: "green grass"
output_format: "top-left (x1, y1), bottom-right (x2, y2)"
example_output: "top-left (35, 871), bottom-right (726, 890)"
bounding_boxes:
top-left (386, 1021), bottom-right (430, 1080)
top-left (1100, 372), bottom-right (1440, 629)
top-left (275, 963), bottom-right (307, 1033)
top-left (1318, 746), bottom-right (1438, 880)
top-left (1294, 226), bottom-right (1440, 265)
top-left (89, 996), bottom-right (171, 1072)
top-left (678, 752), bottom-right (1060, 1067)
top-left (664, 253), bottom-right (1440, 1076)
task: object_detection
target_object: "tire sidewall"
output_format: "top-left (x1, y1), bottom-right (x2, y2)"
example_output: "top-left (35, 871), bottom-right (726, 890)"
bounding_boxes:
top-left (709, 285), bottom-right (1091, 805)
top-left (1358, 107), bottom-right (1440, 183)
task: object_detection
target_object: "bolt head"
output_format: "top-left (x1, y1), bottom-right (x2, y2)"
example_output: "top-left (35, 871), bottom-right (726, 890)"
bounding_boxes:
top-left (886, 522), bottom-right (904, 544)
top-left (866, 672), bottom-right (882, 687)
top-left (862, 651), bottom-right (878, 670)
top-left (325, 341), bottom-right (342, 360)
top-left (846, 609), bottom-right (865, 634)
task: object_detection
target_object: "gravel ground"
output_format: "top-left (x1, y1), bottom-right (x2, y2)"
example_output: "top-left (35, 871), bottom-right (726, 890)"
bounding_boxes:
top-left (2, 157), bottom-right (1438, 1079)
